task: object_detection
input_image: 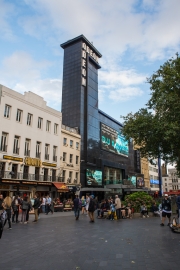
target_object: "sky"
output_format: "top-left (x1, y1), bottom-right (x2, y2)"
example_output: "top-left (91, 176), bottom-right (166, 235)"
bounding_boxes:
top-left (0, 0), bottom-right (180, 123)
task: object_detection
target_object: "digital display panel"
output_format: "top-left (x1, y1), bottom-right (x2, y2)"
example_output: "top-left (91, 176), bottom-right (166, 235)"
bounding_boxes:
top-left (136, 176), bottom-right (145, 188)
top-left (150, 179), bottom-right (159, 185)
top-left (86, 169), bottom-right (102, 186)
top-left (101, 123), bottom-right (129, 157)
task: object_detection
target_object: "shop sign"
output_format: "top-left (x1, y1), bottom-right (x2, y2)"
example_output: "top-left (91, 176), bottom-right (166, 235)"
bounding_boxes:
top-left (22, 181), bottom-right (37, 185)
top-left (13, 185), bottom-right (29, 190)
top-left (37, 182), bottom-right (52, 185)
top-left (24, 157), bottom-right (41, 167)
top-left (3, 155), bottom-right (23, 162)
top-left (0, 185), bottom-right (10, 189)
top-left (2, 180), bottom-right (20, 184)
top-left (42, 162), bottom-right (56, 167)
top-left (66, 164), bottom-right (73, 167)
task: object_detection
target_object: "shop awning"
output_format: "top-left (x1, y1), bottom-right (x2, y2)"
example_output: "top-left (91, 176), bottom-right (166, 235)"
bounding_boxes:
top-left (80, 187), bottom-right (111, 192)
top-left (53, 182), bottom-right (69, 192)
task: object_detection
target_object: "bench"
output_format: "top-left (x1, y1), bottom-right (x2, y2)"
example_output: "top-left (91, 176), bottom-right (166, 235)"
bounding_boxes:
top-left (54, 205), bottom-right (64, 212)
top-left (64, 204), bottom-right (72, 211)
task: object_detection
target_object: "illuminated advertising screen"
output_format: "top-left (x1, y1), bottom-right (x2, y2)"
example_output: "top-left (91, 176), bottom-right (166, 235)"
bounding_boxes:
top-left (86, 169), bottom-right (102, 186)
top-left (101, 123), bottom-right (129, 157)
top-left (136, 176), bottom-right (145, 188)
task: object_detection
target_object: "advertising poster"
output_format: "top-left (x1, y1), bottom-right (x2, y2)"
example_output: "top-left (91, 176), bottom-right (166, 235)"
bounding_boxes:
top-left (101, 123), bottom-right (129, 157)
top-left (136, 176), bottom-right (145, 188)
top-left (86, 169), bottom-right (102, 186)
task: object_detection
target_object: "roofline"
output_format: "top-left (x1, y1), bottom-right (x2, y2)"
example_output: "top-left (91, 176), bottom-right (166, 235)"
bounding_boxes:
top-left (60, 34), bottom-right (102, 58)
top-left (98, 109), bottom-right (123, 127)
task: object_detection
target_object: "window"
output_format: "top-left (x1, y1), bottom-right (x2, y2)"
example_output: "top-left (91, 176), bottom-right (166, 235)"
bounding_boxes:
top-left (76, 142), bottom-right (79, 150)
top-left (27, 113), bottom-right (32, 126)
top-left (70, 140), bottom-right (73, 148)
top-left (69, 171), bottom-right (72, 183)
top-left (76, 156), bottom-right (79, 165)
top-left (36, 142), bottom-right (41, 158)
top-left (16, 109), bottom-right (22, 122)
top-left (45, 144), bottom-right (49, 160)
top-left (0, 132), bottom-right (8, 152)
top-left (54, 123), bottom-right (58, 135)
top-left (63, 152), bottom-right (66, 162)
top-left (70, 154), bottom-right (73, 163)
top-left (38, 117), bottom-right (43, 129)
top-left (53, 146), bottom-right (57, 162)
top-left (13, 136), bottom-right (20, 155)
top-left (165, 183), bottom-right (167, 186)
top-left (75, 172), bottom-right (78, 181)
top-left (46, 120), bottom-right (51, 132)
top-left (63, 170), bottom-right (66, 181)
top-left (24, 139), bottom-right (30, 156)
top-left (63, 138), bottom-right (67, 145)
top-left (4, 104), bottom-right (11, 118)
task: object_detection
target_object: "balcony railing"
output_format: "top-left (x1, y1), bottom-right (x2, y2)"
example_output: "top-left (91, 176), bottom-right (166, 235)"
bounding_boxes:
top-left (0, 145), bottom-right (7, 152)
top-left (45, 154), bottom-right (49, 160)
top-left (36, 152), bottom-right (41, 158)
top-left (24, 150), bottom-right (30, 156)
top-left (1, 171), bottom-right (51, 182)
top-left (13, 148), bottom-right (19, 155)
top-left (53, 155), bottom-right (57, 162)
top-left (105, 179), bottom-right (122, 185)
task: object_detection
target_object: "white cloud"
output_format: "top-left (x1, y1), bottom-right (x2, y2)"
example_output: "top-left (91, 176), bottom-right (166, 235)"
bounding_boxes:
top-left (0, 51), bottom-right (61, 110)
top-left (108, 87), bottom-right (143, 102)
top-left (0, 0), bottom-right (16, 40)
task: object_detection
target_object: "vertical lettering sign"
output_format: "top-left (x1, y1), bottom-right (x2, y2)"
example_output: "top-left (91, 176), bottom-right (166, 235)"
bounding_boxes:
top-left (82, 43), bottom-right (99, 87)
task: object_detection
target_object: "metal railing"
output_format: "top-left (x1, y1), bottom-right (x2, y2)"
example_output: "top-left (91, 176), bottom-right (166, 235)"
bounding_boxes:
top-left (45, 154), bottom-right (49, 160)
top-left (24, 150), bottom-right (30, 156)
top-left (13, 148), bottom-right (19, 155)
top-left (53, 156), bottom-right (57, 162)
top-left (105, 179), bottom-right (122, 184)
top-left (0, 145), bottom-right (7, 152)
top-left (36, 152), bottom-right (41, 158)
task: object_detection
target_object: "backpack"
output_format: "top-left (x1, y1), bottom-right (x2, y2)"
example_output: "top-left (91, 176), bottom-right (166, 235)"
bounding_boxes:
top-left (78, 199), bottom-right (82, 209)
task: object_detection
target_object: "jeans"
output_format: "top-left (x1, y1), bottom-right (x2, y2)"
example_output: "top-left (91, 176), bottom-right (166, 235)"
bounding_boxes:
top-left (116, 208), bottom-right (121, 219)
top-left (12, 210), bottom-right (19, 222)
top-left (46, 204), bottom-right (53, 214)
top-left (21, 210), bottom-right (27, 222)
top-left (4, 209), bottom-right (12, 228)
top-left (41, 205), bottom-right (45, 213)
top-left (74, 208), bottom-right (79, 218)
top-left (89, 211), bottom-right (94, 221)
top-left (141, 210), bottom-right (148, 216)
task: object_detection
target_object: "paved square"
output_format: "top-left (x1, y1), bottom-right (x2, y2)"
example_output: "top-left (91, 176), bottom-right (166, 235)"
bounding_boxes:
top-left (0, 212), bottom-right (179, 270)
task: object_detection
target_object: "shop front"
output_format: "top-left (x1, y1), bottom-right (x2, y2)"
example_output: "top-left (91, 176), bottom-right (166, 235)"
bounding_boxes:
top-left (52, 182), bottom-right (69, 201)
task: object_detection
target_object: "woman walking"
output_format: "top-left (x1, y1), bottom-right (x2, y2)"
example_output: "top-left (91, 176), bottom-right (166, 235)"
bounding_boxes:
top-left (81, 196), bottom-right (86, 214)
top-left (12, 195), bottom-right (20, 223)
top-left (3, 194), bottom-right (12, 230)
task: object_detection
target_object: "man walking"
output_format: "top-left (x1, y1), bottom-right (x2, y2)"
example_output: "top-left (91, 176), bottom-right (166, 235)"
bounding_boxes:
top-left (176, 194), bottom-right (180, 227)
top-left (115, 195), bottom-right (121, 220)
top-left (45, 195), bottom-right (53, 215)
top-left (73, 195), bottom-right (80, 220)
top-left (88, 195), bottom-right (96, 223)
top-left (33, 193), bottom-right (40, 223)
top-left (160, 194), bottom-right (172, 226)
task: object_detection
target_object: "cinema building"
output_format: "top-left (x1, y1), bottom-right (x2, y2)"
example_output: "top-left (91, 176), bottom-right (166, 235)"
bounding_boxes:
top-left (0, 85), bottom-right (62, 198)
top-left (60, 35), bottom-right (143, 198)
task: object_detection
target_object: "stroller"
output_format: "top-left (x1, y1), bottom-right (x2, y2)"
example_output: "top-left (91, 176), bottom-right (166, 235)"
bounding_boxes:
top-left (169, 210), bottom-right (180, 233)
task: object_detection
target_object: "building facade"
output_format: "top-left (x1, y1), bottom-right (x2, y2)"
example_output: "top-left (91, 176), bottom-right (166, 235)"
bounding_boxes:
top-left (59, 124), bottom-right (81, 197)
top-left (162, 168), bottom-right (180, 195)
top-left (60, 35), bottom-right (142, 198)
top-left (0, 85), bottom-right (62, 198)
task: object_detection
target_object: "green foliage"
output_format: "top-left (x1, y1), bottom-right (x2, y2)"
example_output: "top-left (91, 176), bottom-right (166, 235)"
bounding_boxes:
top-left (122, 53), bottom-right (180, 173)
top-left (125, 192), bottom-right (154, 212)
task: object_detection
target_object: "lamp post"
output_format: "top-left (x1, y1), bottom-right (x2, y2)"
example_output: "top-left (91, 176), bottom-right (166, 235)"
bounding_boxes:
top-left (158, 157), bottom-right (162, 197)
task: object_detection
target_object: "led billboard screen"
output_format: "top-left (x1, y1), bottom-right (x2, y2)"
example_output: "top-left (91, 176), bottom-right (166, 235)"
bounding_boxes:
top-left (86, 169), bottom-right (102, 186)
top-left (101, 123), bottom-right (129, 156)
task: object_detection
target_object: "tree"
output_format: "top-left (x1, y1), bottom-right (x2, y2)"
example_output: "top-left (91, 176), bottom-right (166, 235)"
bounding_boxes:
top-left (125, 192), bottom-right (154, 212)
top-left (122, 54), bottom-right (180, 173)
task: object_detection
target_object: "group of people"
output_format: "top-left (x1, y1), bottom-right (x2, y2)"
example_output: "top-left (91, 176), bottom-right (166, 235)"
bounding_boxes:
top-left (73, 194), bottom-right (132, 222)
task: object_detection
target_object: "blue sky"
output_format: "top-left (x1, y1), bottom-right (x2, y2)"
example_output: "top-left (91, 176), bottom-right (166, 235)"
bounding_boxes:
top-left (0, 0), bottom-right (180, 123)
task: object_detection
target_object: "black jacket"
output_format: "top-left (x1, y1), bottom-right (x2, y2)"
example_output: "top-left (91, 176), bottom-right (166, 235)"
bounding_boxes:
top-left (0, 199), bottom-right (3, 210)
top-left (74, 198), bottom-right (80, 209)
top-left (162, 198), bottom-right (171, 211)
top-left (88, 198), bottom-right (96, 212)
top-left (33, 198), bottom-right (40, 209)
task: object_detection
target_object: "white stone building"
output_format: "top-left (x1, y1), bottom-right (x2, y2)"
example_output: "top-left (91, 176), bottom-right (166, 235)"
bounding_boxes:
top-left (0, 84), bottom-right (62, 198)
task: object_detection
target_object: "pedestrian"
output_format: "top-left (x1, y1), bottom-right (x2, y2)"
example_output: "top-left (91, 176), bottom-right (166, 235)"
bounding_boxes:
top-left (140, 203), bottom-right (149, 218)
top-left (33, 193), bottom-right (40, 222)
top-left (12, 195), bottom-right (20, 223)
top-left (109, 200), bottom-right (115, 220)
top-left (0, 194), bottom-right (4, 211)
top-left (176, 194), bottom-right (180, 227)
top-left (26, 196), bottom-right (33, 223)
top-left (74, 195), bottom-right (80, 220)
top-left (115, 195), bottom-right (121, 219)
top-left (45, 195), bottom-right (53, 215)
top-left (88, 195), bottom-right (96, 223)
top-left (3, 194), bottom-right (12, 230)
top-left (20, 196), bottom-right (30, 224)
top-left (81, 196), bottom-right (86, 214)
top-left (85, 194), bottom-right (90, 215)
top-left (160, 194), bottom-right (172, 226)
top-left (41, 196), bottom-right (46, 213)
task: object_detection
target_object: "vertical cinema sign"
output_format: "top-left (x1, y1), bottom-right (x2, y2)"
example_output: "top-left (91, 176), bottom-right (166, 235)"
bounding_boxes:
top-left (82, 43), bottom-right (99, 87)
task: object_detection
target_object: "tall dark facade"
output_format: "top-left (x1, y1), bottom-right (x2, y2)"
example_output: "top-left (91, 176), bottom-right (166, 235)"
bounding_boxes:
top-left (61, 35), bottom-right (140, 196)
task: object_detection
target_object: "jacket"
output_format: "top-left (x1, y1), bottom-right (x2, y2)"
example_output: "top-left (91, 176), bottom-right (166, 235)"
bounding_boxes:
top-left (88, 198), bottom-right (96, 212)
top-left (162, 198), bottom-right (171, 212)
top-left (115, 197), bottom-right (121, 209)
top-left (0, 199), bottom-right (3, 210)
top-left (176, 196), bottom-right (180, 210)
top-left (33, 198), bottom-right (40, 209)
top-left (21, 200), bottom-right (30, 210)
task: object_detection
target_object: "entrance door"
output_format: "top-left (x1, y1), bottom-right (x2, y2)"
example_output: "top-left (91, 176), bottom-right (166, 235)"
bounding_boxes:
top-left (44, 168), bottom-right (48, 181)
top-left (12, 164), bottom-right (18, 179)
top-left (52, 169), bottom-right (56, 182)
top-left (0, 162), bottom-right (5, 178)
top-left (35, 167), bottom-right (40, 181)
top-left (23, 166), bottom-right (29, 180)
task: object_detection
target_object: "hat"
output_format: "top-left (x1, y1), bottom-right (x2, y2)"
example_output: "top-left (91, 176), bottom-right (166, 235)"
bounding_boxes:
top-left (91, 195), bottom-right (94, 199)
top-left (164, 194), bottom-right (168, 197)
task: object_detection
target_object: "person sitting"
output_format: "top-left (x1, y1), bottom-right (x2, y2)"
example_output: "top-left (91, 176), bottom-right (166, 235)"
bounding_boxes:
top-left (98, 199), bottom-right (109, 218)
top-left (126, 203), bottom-right (132, 218)
top-left (121, 204), bottom-right (126, 219)
top-left (140, 203), bottom-right (149, 218)
top-left (151, 202), bottom-right (160, 216)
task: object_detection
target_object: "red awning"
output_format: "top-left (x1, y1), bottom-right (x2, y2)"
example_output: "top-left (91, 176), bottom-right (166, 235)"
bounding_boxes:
top-left (53, 182), bottom-right (69, 192)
